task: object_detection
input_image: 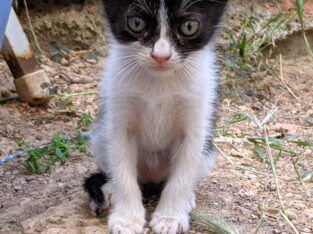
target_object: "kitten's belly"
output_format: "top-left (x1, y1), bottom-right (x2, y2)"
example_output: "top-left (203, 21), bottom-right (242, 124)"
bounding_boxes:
top-left (137, 158), bottom-right (170, 183)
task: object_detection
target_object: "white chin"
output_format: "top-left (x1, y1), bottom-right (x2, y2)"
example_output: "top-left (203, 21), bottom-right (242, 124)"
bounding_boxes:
top-left (149, 65), bottom-right (174, 72)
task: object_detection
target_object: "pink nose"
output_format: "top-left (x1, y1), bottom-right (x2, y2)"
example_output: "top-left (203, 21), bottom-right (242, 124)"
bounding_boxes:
top-left (151, 53), bottom-right (171, 65)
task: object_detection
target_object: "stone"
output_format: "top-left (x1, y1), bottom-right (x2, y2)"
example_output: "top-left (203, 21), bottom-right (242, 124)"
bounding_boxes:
top-left (14, 185), bottom-right (22, 191)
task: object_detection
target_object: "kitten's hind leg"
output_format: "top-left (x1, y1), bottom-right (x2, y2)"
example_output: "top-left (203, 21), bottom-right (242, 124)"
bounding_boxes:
top-left (84, 172), bottom-right (113, 217)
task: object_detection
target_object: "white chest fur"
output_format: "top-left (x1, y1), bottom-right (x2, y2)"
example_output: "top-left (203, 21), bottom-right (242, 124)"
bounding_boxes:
top-left (138, 87), bottom-right (186, 150)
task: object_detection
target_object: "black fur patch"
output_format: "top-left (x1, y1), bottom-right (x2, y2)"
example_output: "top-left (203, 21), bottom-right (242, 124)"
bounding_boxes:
top-left (84, 172), bottom-right (165, 206)
top-left (101, 0), bottom-right (228, 54)
top-left (203, 135), bottom-right (215, 155)
top-left (83, 172), bottom-right (108, 206)
top-left (166, 0), bottom-right (228, 54)
top-left (203, 84), bottom-right (221, 155)
top-left (102, 0), bottom-right (160, 45)
top-left (141, 181), bottom-right (165, 201)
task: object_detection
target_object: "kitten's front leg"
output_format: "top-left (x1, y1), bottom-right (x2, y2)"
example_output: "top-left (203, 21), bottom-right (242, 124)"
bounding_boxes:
top-left (106, 132), bottom-right (146, 234)
top-left (150, 134), bottom-right (206, 234)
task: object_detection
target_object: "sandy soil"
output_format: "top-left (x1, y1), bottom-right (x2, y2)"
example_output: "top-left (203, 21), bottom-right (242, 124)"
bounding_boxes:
top-left (1, 1), bottom-right (313, 234)
top-left (1, 52), bottom-right (312, 234)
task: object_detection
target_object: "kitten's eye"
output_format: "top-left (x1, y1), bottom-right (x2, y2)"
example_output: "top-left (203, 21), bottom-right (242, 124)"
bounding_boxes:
top-left (179, 20), bottom-right (199, 37)
top-left (127, 16), bottom-right (146, 33)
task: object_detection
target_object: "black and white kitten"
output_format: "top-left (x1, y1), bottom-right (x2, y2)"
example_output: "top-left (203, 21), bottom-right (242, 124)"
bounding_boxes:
top-left (84, 0), bottom-right (228, 233)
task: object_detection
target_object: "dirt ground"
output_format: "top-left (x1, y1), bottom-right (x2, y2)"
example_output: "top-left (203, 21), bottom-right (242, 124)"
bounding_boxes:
top-left (1, 1), bottom-right (313, 234)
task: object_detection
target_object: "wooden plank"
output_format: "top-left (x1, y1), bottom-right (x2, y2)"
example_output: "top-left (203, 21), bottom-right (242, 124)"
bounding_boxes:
top-left (1, 8), bottom-right (39, 79)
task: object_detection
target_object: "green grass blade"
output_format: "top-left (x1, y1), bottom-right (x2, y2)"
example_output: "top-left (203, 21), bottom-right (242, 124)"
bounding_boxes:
top-left (288, 140), bottom-right (313, 147)
top-left (296, 0), bottom-right (313, 59)
top-left (254, 143), bottom-right (267, 162)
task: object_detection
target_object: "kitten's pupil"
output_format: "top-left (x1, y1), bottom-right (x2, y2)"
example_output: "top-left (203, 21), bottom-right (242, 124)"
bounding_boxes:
top-left (135, 19), bottom-right (140, 28)
top-left (128, 16), bottom-right (146, 33)
top-left (187, 23), bottom-right (192, 31)
top-left (179, 21), bottom-right (199, 37)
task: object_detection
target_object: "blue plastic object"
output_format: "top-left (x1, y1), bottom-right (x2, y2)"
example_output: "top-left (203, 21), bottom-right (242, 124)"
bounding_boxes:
top-left (0, 0), bottom-right (13, 48)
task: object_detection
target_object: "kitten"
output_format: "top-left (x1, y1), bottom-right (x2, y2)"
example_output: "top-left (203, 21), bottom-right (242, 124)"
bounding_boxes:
top-left (84, 0), bottom-right (228, 233)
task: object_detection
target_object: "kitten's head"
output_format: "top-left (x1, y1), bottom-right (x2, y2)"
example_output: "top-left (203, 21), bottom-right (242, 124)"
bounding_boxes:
top-left (102, 0), bottom-right (228, 73)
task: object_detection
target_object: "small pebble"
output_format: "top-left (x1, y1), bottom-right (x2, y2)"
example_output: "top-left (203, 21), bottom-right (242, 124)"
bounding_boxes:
top-left (303, 228), bottom-right (311, 232)
top-left (85, 59), bottom-right (97, 65)
top-left (60, 58), bottom-right (70, 66)
top-left (251, 214), bottom-right (258, 219)
top-left (287, 210), bottom-right (298, 220)
top-left (36, 135), bottom-right (43, 141)
top-left (25, 176), bottom-right (36, 182)
top-left (19, 179), bottom-right (27, 185)
top-left (14, 185), bottom-right (22, 191)
top-left (272, 229), bottom-right (282, 234)
top-left (12, 170), bottom-right (19, 175)
top-left (213, 202), bottom-right (219, 206)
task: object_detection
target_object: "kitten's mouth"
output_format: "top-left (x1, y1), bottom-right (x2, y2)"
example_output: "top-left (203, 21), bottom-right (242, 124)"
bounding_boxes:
top-left (149, 65), bottom-right (171, 71)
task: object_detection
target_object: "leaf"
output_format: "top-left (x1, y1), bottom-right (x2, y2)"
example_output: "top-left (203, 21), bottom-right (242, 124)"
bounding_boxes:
top-left (247, 137), bottom-right (300, 154)
top-left (55, 147), bottom-right (67, 163)
top-left (273, 152), bottom-right (282, 165)
top-left (288, 141), bottom-right (313, 147)
top-left (270, 144), bottom-right (300, 154)
top-left (247, 136), bottom-right (281, 145)
top-left (239, 33), bottom-right (247, 58)
top-left (268, 137), bottom-right (281, 145)
top-left (254, 143), bottom-right (266, 162)
top-left (282, 135), bottom-right (300, 141)
top-left (77, 113), bottom-right (92, 128)
top-left (226, 113), bottom-right (248, 125)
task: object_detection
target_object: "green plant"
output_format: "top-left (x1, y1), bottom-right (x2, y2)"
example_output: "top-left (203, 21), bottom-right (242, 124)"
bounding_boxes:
top-left (77, 113), bottom-right (92, 129)
top-left (18, 113), bottom-right (92, 174)
top-left (223, 13), bottom-right (290, 80)
top-left (219, 112), bottom-right (313, 165)
top-left (215, 109), bottom-right (311, 233)
top-left (296, 0), bottom-right (313, 59)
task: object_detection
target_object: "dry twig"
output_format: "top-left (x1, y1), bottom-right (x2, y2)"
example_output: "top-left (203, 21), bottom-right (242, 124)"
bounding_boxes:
top-left (279, 54), bottom-right (300, 100)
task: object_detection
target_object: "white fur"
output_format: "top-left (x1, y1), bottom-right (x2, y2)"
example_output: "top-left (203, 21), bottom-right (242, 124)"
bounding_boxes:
top-left (91, 2), bottom-right (219, 234)
top-left (152, 2), bottom-right (172, 59)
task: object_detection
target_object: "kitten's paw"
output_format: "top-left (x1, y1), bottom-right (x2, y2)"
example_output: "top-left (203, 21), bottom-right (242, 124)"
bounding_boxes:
top-left (108, 213), bottom-right (146, 234)
top-left (89, 200), bottom-right (106, 217)
top-left (89, 183), bottom-right (113, 217)
top-left (150, 213), bottom-right (189, 234)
